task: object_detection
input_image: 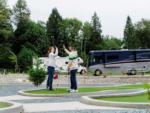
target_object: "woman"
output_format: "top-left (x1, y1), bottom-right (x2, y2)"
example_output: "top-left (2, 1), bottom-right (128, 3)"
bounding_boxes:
top-left (63, 45), bottom-right (78, 93)
top-left (46, 46), bottom-right (58, 90)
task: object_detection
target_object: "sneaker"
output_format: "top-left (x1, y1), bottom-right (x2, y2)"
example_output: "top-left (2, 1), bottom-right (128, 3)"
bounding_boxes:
top-left (69, 89), bottom-right (76, 93)
top-left (75, 90), bottom-right (78, 93)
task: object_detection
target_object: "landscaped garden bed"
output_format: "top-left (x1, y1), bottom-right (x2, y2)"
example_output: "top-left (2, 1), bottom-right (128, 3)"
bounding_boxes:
top-left (97, 93), bottom-right (150, 103)
top-left (80, 83), bottom-right (150, 109)
top-left (19, 84), bottom-right (145, 96)
top-left (0, 102), bottom-right (11, 108)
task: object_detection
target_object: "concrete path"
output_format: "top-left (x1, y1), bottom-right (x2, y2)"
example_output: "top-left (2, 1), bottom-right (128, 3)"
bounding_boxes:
top-left (23, 101), bottom-right (125, 113)
top-left (0, 95), bottom-right (46, 101)
top-left (0, 94), bottom-right (128, 113)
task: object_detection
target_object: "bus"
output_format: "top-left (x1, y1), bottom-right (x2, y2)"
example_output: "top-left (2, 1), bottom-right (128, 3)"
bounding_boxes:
top-left (89, 49), bottom-right (150, 76)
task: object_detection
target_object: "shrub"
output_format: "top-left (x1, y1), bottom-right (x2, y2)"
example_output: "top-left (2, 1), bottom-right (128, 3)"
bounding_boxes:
top-left (28, 58), bottom-right (47, 86)
top-left (18, 47), bottom-right (37, 72)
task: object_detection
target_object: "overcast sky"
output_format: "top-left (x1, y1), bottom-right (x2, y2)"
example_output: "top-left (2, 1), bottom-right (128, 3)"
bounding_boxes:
top-left (8, 0), bottom-right (150, 38)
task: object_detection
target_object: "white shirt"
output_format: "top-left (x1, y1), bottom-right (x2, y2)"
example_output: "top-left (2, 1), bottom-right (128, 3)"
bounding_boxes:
top-left (68, 51), bottom-right (78, 70)
top-left (64, 47), bottom-right (79, 70)
top-left (48, 48), bottom-right (58, 67)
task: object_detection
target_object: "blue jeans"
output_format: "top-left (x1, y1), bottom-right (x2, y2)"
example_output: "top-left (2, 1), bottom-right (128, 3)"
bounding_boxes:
top-left (47, 66), bottom-right (55, 90)
top-left (70, 69), bottom-right (78, 90)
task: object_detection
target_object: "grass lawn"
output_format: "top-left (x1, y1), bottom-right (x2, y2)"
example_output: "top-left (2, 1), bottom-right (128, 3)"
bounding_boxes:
top-left (0, 102), bottom-right (11, 108)
top-left (26, 84), bottom-right (146, 95)
top-left (97, 93), bottom-right (150, 103)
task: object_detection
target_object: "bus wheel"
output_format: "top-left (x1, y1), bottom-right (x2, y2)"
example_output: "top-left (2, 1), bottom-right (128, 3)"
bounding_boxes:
top-left (94, 69), bottom-right (102, 76)
top-left (129, 69), bottom-right (137, 75)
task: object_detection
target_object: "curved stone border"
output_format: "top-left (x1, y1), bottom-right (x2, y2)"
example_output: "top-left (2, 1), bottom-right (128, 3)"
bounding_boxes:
top-left (0, 101), bottom-right (23, 113)
top-left (18, 88), bottom-right (112, 97)
top-left (80, 90), bottom-right (150, 109)
top-left (18, 83), bottom-right (148, 97)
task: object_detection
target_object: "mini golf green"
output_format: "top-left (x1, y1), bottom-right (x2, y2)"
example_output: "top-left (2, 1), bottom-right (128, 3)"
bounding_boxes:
top-left (0, 102), bottom-right (11, 108)
top-left (25, 84), bottom-right (145, 95)
top-left (97, 93), bottom-right (150, 103)
top-left (26, 87), bottom-right (106, 94)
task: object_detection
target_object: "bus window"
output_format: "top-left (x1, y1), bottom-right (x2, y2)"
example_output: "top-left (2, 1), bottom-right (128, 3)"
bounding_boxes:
top-left (107, 55), bottom-right (119, 60)
top-left (93, 56), bottom-right (103, 64)
top-left (136, 51), bottom-right (150, 61)
top-left (89, 55), bottom-right (103, 65)
top-left (105, 53), bottom-right (120, 63)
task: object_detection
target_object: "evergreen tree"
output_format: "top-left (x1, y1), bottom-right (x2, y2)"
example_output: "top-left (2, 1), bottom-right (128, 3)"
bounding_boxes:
top-left (135, 19), bottom-right (150, 48)
top-left (82, 22), bottom-right (93, 53)
top-left (0, 0), bottom-right (13, 44)
top-left (12, 0), bottom-right (30, 54)
top-left (123, 16), bottom-right (139, 49)
top-left (87, 12), bottom-right (102, 51)
top-left (46, 8), bottom-right (63, 55)
top-left (23, 21), bottom-right (49, 56)
top-left (92, 12), bottom-right (102, 37)
top-left (13, 0), bottom-right (30, 25)
top-left (0, 0), bottom-right (13, 69)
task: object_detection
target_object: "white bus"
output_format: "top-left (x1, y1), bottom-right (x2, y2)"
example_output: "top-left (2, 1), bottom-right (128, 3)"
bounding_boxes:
top-left (33, 56), bottom-right (86, 74)
top-left (89, 49), bottom-right (150, 76)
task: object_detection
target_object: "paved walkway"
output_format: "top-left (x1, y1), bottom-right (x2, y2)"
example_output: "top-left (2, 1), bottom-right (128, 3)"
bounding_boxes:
top-left (23, 102), bottom-right (125, 113)
top-left (0, 95), bottom-right (129, 113)
top-left (0, 84), bottom-right (148, 113)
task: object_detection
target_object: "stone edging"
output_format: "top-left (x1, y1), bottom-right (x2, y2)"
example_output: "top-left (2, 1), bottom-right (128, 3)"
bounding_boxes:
top-left (18, 88), bottom-right (114, 97)
top-left (0, 101), bottom-right (23, 113)
top-left (18, 83), bottom-right (146, 97)
top-left (80, 90), bottom-right (150, 109)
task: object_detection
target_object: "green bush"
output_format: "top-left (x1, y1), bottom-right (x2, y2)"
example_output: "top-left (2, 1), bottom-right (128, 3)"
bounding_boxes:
top-left (18, 47), bottom-right (37, 72)
top-left (28, 67), bottom-right (46, 86)
top-left (28, 58), bottom-right (47, 86)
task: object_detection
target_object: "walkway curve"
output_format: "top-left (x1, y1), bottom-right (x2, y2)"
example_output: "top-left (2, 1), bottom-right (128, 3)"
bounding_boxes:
top-left (0, 101), bottom-right (23, 113)
top-left (80, 89), bottom-right (149, 109)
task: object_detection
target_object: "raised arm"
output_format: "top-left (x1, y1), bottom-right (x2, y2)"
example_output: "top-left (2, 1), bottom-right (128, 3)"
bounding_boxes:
top-left (54, 47), bottom-right (58, 56)
top-left (63, 45), bottom-right (70, 55)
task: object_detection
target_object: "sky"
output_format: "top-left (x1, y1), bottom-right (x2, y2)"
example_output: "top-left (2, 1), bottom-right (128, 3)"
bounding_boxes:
top-left (8, 0), bottom-right (150, 38)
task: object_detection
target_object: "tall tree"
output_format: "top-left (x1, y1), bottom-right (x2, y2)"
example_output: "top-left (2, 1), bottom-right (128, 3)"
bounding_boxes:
top-left (0, 0), bottom-right (13, 69)
top-left (46, 8), bottom-right (63, 55)
top-left (13, 0), bottom-right (30, 25)
top-left (135, 19), bottom-right (150, 48)
top-left (23, 21), bottom-right (49, 56)
top-left (90, 12), bottom-right (102, 50)
top-left (12, 0), bottom-right (30, 54)
top-left (60, 18), bottom-right (82, 52)
top-left (92, 12), bottom-right (102, 37)
top-left (0, 0), bottom-right (13, 44)
top-left (82, 22), bottom-right (93, 53)
top-left (81, 14), bottom-right (102, 65)
top-left (123, 16), bottom-right (139, 49)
